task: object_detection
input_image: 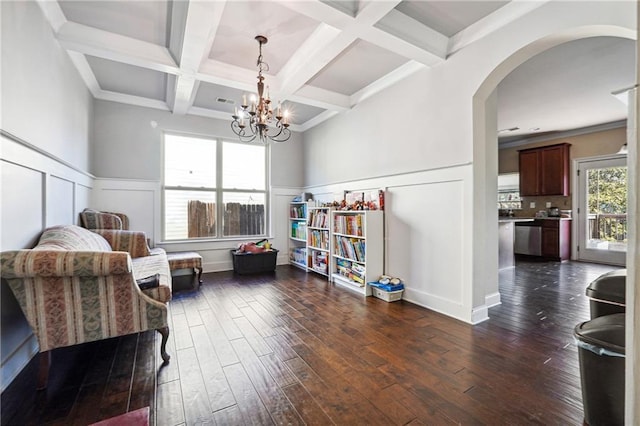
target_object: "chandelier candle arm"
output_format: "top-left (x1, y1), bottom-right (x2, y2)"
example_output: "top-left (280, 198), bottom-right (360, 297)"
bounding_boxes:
top-left (230, 35), bottom-right (292, 144)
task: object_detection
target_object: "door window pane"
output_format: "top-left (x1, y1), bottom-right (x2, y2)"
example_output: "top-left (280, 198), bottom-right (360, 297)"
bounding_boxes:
top-left (222, 142), bottom-right (265, 190)
top-left (223, 192), bottom-right (265, 237)
top-left (586, 166), bottom-right (627, 253)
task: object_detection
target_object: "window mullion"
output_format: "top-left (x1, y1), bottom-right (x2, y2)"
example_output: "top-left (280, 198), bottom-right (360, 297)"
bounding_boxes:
top-left (216, 137), bottom-right (224, 237)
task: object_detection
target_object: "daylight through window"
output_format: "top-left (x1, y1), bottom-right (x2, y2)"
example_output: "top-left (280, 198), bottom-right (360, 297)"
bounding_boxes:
top-left (163, 134), bottom-right (267, 241)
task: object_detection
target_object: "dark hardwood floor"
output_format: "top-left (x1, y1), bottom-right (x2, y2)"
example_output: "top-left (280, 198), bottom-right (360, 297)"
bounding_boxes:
top-left (1, 259), bottom-right (620, 425)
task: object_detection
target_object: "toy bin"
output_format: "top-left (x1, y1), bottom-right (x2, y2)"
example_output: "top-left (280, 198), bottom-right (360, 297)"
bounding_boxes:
top-left (230, 249), bottom-right (279, 275)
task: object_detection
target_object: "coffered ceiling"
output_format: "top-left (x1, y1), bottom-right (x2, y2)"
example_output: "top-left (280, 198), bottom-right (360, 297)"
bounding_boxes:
top-left (37, 1), bottom-right (635, 141)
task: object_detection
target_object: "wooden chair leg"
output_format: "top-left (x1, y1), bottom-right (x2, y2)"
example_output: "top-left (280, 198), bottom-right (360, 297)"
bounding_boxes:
top-left (37, 351), bottom-right (51, 390)
top-left (157, 327), bottom-right (170, 363)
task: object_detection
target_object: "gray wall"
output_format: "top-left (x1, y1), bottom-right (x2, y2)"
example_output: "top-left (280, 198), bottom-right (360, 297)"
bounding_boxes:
top-left (1, 1), bottom-right (93, 391)
top-left (92, 100), bottom-right (304, 188)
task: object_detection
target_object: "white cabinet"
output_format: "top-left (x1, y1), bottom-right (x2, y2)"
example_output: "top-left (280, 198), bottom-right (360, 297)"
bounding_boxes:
top-left (288, 202), bottom-right (307, 270)
top-left (331, 210), bottom-right (383, 296)
top-left (307, 206), bottom-right (332, 278)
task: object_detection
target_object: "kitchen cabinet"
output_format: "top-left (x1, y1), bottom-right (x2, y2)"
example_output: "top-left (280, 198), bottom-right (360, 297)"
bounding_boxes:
top-left (540, 219), bottom-right (571, 260)
top-left (518, 143), bottom-right (570, 196)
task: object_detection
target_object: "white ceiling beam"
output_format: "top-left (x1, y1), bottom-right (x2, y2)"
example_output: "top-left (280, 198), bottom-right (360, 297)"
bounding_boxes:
top-left (274, 0), bottom-right (353, 29)
top-left (289, 85), bottom-right (350, 111)
top-left (66, 51), bottom-right (101, 96)
top-left (277, 24), bottom-right (349, 97)
top-left (95, 90), bottom-right (170, 111)
top-left (35, 0), bottom-right (66, 32)
top-left (171, 1), bottom-right (227, 115)
top-left (298, 110), bottom-right (340, 132)
top-left (350, 60), bottom-right (424, 106)
top-left (373, 9), bottom-right (448, 60)
top-left (197, 59), bottom-right (266, 93)
top-left (448, 0), bottom-right (550, 55)
top-left (57, 22), bottom-right (179, 75)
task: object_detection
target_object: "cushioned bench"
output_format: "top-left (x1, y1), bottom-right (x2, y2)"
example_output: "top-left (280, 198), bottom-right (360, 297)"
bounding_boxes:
top-left (167, 251), bottom-right (203, 289)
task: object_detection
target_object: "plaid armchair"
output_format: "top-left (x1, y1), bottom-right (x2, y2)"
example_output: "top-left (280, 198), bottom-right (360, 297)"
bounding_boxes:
top-left (0, 225), bottom-right (171, 389)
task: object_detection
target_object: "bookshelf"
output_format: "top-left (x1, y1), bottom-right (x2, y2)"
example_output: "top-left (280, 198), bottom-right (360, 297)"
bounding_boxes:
top-left (288, 201), bottom-right (308, 270)
top-left (331, 210), bottom-right (383, 296)
top-left (307, 206), bottom-right (332, 278)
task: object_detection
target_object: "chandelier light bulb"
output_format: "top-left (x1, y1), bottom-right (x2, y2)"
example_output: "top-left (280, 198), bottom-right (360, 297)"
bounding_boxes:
top-left (230, 36), bottom-right (292, 143)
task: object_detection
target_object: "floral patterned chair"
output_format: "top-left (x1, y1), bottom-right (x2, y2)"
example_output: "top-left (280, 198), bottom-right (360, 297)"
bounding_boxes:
top-left (79, 208), bottom-right (130, 230)
top-left (0, 224), bottom-right (171, 389)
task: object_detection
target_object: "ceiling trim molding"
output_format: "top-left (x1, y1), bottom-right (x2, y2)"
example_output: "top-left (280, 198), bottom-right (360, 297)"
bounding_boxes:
top-left (289, 85), bottom-right (350, 111)
top-left (35, 0), bottom-right (67, 32)
top-left (498, 120), bottom-right (628, 149)
top-left (298, 110), bottom-right (340, 132)
top-left (350, 60), bottom-right (424, 106)
top-left (67, 51), bottom-right (101, 96)
top-left (448, 0), bottom-right (551, 55)
top-left (95, 90), bottom-right (170, 111)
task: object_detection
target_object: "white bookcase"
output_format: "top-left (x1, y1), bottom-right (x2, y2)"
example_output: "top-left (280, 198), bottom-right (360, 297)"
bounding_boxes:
top-left (306, 206), bottom-right (332, 278)
top-left (331, 210), bottom-right (383, 296)
top-left (288, 201), bottom-right (308, 270)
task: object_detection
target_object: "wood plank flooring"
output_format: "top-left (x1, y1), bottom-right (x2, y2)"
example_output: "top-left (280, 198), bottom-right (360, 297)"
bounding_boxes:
top-left (1, 259), bottom-right (620, 425)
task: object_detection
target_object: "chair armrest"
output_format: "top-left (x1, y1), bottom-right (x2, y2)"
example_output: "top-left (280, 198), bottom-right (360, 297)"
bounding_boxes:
top-left (92, 230), bottom-right (151, 258)
top-left (1, 250), bottom-right (131, 278)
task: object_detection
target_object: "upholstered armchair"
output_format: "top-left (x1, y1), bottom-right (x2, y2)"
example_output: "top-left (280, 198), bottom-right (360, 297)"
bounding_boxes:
top-left (79, 208), bottom-right (130, 230)
top-left (0, 225), bottom-right (171, 389)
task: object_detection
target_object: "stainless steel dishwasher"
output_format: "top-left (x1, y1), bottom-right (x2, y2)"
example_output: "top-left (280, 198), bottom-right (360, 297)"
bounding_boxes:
top-left (514, 222), bottom-right (542, 256)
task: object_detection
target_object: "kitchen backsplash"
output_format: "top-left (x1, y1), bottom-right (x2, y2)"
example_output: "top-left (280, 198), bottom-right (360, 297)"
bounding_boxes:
top-left (513, 195), bottom-right (572, 217)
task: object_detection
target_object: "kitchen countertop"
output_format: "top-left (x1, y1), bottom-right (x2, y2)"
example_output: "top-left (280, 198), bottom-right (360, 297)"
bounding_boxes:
top-left (498, 217), bottom-right (571, 222)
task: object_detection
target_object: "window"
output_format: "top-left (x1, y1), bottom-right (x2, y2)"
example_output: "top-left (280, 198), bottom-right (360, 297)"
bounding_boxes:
top-left (163, 133), bottom-right (267, 241)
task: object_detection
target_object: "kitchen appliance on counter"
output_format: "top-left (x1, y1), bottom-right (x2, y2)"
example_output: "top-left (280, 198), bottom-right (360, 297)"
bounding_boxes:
top-left (548, 207), bottom-right (560, 217)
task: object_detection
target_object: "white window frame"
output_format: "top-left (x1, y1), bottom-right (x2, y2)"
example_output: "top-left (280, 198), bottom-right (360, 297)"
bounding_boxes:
top-left (161, 132), bottom-right (269, 242)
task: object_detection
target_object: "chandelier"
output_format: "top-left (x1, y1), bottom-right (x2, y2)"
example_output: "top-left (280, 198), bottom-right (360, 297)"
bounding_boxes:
top-left (231, 36), bottom-right (291, 143)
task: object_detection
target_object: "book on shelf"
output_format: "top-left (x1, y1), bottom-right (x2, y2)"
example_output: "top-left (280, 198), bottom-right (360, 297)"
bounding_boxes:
top-left (308, 210), bottom-right (329, 228)
top-left (333, 214), bottom-right (363, 236)
top-left (308, 229), bottom-right (329, 250)
top-left (334, 236), bottom-right (365, 262)
top-left (290, 204), bottom-right (306, 219)
top-left (291, 221), bottom-right (307, 239)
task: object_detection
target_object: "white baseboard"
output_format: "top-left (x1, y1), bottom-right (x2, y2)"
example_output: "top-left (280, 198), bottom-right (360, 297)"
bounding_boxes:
top-left (485, 291), bottom-right (502, 308)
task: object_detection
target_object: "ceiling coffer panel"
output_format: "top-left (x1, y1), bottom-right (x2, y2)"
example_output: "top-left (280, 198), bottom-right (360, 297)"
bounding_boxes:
top-left (208, 1), bottom-right (320, 75)
top-left (58, 0), bottom-right (170, 47)
top-left (86, 56), bottom-right (168, 101)
top-left (306, 39), bottom-right (408, 96)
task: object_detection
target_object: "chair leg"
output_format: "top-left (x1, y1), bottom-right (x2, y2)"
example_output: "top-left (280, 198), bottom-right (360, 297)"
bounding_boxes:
top-left (37, 351), bottom-right (51, 390)
top-left (157, 327), bottom-right (170, 363)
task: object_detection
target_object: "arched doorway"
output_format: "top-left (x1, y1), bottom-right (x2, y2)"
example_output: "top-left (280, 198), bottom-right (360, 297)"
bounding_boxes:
top-left (472, 26), bottom-right (637, 421)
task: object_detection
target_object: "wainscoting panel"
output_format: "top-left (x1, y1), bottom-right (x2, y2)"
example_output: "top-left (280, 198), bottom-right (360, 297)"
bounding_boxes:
top-left (305, 164), bottom-right (475, 323)
top-left (0, 131), bottom-right (95, 391)
top-left (92, 179), bottom-right (160, 245)
top-left (47, 175), bottom-right (75, 228)
top-left (0, 160), bottom-right (44, 251)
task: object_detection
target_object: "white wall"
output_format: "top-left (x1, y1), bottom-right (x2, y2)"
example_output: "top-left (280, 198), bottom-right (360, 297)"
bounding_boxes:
top-left (0, 2), bottom-right (94, 390)
top-left (302, 1), bottom-right (636, 323)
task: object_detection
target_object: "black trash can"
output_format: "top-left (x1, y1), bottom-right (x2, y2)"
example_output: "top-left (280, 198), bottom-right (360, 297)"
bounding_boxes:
top-left (585, 269), bottom-right (626, 319)
top-left (574, 313), bottom-right (625, 426)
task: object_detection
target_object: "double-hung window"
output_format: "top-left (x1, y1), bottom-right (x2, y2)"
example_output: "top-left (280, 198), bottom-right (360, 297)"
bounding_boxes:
top-left (163, 133), bottom-right (267, 241)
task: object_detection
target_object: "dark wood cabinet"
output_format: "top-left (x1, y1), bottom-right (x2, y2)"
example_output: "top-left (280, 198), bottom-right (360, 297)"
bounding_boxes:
top-left (519, 143), bottom-right (570, 196)
top-left (540, 219), bottom-right (571, 260)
